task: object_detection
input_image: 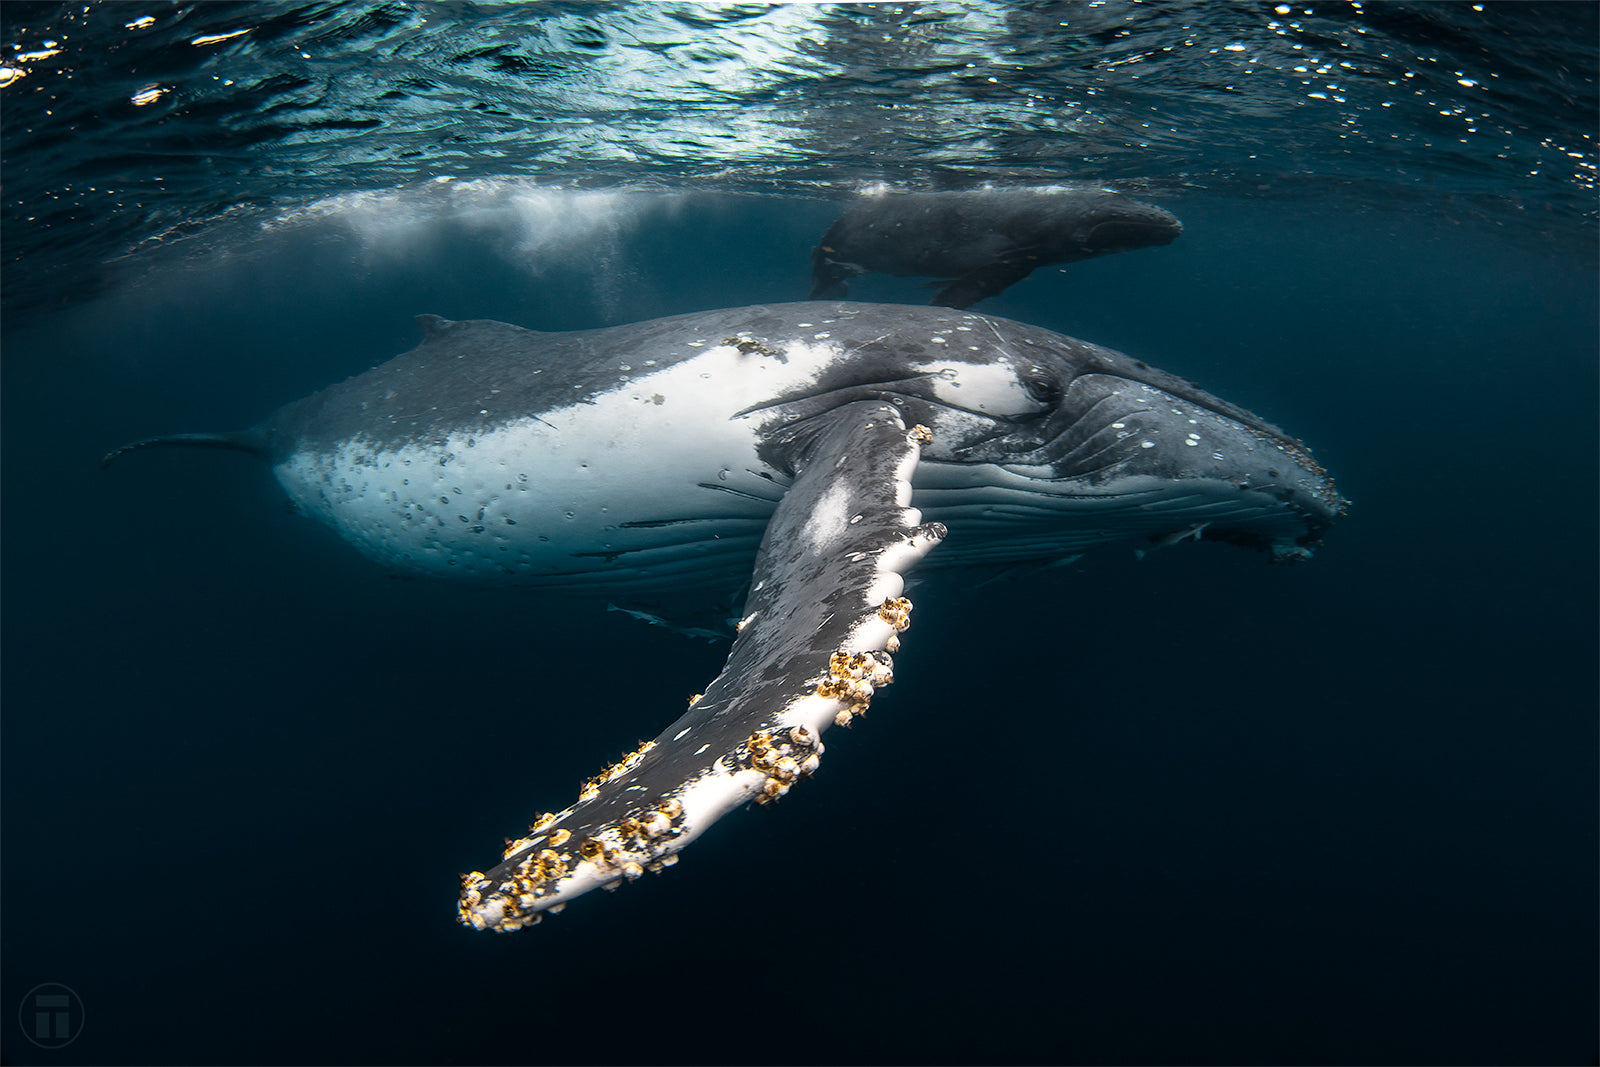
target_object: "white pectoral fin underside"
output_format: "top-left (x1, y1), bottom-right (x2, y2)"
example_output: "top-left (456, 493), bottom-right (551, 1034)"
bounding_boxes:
top-left (459, 403), bottom-right (946, 931)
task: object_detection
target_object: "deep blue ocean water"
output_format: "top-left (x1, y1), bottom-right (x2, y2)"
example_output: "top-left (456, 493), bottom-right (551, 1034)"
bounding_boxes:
top-left (2, 4), bottom-right (1596, 1065)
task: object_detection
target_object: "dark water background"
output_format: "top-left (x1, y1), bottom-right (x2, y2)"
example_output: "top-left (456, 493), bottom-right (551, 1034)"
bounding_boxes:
top-left (2, 3), bottom-right (1596, 1065)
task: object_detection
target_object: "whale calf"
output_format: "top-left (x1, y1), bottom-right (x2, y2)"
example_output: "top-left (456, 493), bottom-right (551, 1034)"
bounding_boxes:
top-left (107, 301), bottom-right (1343, 931)
top-left (810, 188), bottom-right (1183, 308)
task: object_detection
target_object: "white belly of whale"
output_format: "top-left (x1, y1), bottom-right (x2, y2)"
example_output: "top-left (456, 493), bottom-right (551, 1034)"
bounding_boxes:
top-left (268, 341), bottom-right (842, 593)
top-left (275, 413), bottom-right (783, 591)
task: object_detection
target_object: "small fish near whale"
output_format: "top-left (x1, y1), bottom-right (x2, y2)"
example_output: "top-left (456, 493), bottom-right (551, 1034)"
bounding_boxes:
top-left (105, 301), bottom-right (1344, 932)
top-left (809, 187), bottom-right (1183, 308)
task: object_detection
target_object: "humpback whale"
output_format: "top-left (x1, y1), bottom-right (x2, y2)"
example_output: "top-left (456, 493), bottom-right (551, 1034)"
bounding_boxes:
top-left (810, 188), bottom-right (1183, 308)
top-left (106, 301), bottom-right (1344, 932)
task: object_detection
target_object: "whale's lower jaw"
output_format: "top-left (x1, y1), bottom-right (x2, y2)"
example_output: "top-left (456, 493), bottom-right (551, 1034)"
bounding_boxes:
top-left (911, 468), bottom-right (1331, 564)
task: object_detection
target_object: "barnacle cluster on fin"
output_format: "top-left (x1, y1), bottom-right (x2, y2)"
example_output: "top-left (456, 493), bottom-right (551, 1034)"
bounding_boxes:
top-left (458, 404), bottom-right (944, 933)
top-left (458, 792), bottom-right (689, 933)
top-left (818, 645), bottom-right (897, 729)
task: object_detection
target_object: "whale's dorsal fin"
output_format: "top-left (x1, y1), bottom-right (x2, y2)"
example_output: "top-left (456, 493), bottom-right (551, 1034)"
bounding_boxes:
top-left (459, 402), bottom-right (946, 931)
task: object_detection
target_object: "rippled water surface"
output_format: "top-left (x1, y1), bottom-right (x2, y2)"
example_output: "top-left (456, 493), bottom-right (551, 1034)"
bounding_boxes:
top-left (2, 0), bottom-right (1595, 307)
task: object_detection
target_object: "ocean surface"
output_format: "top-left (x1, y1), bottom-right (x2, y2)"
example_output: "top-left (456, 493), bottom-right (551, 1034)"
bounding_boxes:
top-left (2, 3), bottom-right (1595, 1065)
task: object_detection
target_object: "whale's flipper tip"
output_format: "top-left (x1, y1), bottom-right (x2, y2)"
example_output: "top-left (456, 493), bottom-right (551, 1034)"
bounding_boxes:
top-left (101, 431), bottom-right (266, 470)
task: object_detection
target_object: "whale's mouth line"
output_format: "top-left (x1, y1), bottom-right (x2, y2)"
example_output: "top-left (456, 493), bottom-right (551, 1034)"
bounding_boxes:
top-left (920, 461), bottom-right (1336, 553)
top-left (967, 458), bottom-right (1339, 545)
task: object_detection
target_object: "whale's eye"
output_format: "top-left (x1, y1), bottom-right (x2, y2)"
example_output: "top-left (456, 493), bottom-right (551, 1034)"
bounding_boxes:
top-left (1020, 367), bottom-right (1061, 407)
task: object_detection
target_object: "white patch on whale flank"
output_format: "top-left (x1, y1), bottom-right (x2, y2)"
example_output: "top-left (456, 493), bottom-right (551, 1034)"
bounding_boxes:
top-left (911, 359), bottom-right (1038, 415)
top-left (272, 341), bottom-right (845, 594)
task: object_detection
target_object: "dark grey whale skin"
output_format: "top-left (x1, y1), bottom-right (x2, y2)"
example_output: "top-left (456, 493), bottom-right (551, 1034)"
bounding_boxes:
top-left (810, 188), bottom-right (1182, 308)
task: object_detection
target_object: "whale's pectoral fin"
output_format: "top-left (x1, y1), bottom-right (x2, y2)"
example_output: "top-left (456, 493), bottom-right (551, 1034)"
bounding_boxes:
top-left (930, 259), bottom-right (1040, 308)
top-left (605, 599), bottom-right (739, 642)
top-left (809, 247), bottom-right (866, 300)
top-left (459, 402), bottom-right (947, 932)
top-left (810, 277), bottom-right (850, 300)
